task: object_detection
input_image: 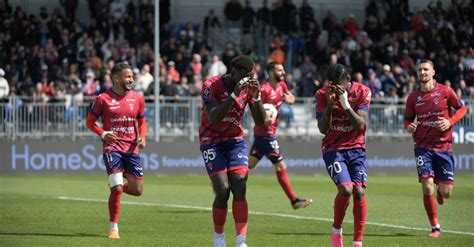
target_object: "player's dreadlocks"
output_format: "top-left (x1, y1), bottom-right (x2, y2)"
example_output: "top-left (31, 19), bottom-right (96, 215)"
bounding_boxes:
top-left (111, 62), bottom-right (132, 76)
top-left (327, 64), bottom-right (351, 85)
top-left (230, 55), bottom-right (254, 73)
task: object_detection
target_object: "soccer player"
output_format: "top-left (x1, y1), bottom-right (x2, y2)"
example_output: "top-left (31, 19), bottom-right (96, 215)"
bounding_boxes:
top-left (404, 59), bottom-right (466, 238)
top-left (248, 61), bottom-right (313, 209)
top-left (316, 64), bottom-right (371, 247)
top-left (199, 55), bottom-right (266, 247)
top-left (86, 62), bottom-right (147, 239)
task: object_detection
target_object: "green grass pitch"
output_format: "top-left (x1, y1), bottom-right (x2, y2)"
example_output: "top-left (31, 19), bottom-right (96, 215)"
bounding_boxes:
top-left (1, 175), bottom-right (473, 246)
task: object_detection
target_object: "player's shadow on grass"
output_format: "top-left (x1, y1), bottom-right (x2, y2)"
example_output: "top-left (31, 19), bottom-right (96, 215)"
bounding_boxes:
top-left (272, 232), bottom-right (415, 237)
top-left (0, 232), bottom-right (102, 237)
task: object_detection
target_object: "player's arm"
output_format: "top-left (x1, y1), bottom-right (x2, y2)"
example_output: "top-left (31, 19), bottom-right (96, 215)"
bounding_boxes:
top-left (248, 78), bottom-right (266, 125)
top-left (282, 82), bottom-right (295, 105)
top-left (86, 113), bottom-right (117, 142)
top-left (86, 97), bottom-right (117, 142)
top-left (403, 95), bottom-right (417, 133)
top-left (337, 86), bottom-right (368, 129)
top-left (205, 80), bottom-right (247, 125)
top-left (283, 91), bottom-right (295, 105)
top-left (316, 87), bottom-right (335, 135)
top-left (136, 97), bottom-right (147, 149)
top-left (436, 91), bottom-right (467, 131)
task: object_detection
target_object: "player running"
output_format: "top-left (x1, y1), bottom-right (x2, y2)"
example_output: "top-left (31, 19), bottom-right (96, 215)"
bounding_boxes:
top-left (404, 59), bottom-right (466, 238)
top-left (248, 61), bottom-right (313, 209)
top-left (316, 64), bottom-right (371, 247)
top-left (199, 55), bottom-right (266, 247)
top-left (86, 62), bottom-right (147, 239)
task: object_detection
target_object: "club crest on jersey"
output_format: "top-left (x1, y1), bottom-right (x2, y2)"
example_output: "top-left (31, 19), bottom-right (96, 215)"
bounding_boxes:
top-left (207, 162), bottom-right (213, 170)
top-left (433, 97), bottom-right (440, 105)
top-left (203, 88), bottom-right (210, 98)
top-left (129, 104), bottom-right (134, 110)
top-left (416, 96), bottom-right (425, 106)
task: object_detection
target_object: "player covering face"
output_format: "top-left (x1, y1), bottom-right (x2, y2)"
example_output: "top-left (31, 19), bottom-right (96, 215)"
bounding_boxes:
top-left (248, 62), bottom-right (313, 209)
top-left (316, 64), bottom-right (371, 247)
top-left (199, 55), bottom-right (266, 247)
top-left (404, 59), bottom-right (466, 238)
top-left (86, 62), bottom-right (147, 239)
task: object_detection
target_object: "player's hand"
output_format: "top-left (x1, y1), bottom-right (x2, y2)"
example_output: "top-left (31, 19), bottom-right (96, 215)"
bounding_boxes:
top-left (338, 90), bottom-right (351, 110)
top-left (327, 85), bottom-right (338, 105)
top-left (233, 77), bottom-right (250, 96)
top-left (137, 136), bottom-right (146, 149)
top-left (407, 122), bottom-right (417, 133)
top-left (436, 117), bottom-right (451, 131)
top-left (248, 78), bottom-right (261, 99)
top-left (101, 131), bottom-right (118, 142)
top-left (283, 92), bottom-right (295, 104)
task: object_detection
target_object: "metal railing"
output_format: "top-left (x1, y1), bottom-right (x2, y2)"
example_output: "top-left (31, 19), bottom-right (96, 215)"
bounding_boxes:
top-left (0, 96), bottom-right (472, 141)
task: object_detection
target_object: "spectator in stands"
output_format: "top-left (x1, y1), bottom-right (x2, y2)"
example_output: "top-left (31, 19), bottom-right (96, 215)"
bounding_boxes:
top-left (167, 61), bottom-right (180, 83)
top-left (0, 69), bottom-right (9, 102)
top-left (203, 9), bottom-right (221, 35)
top-left (256, 0), bottom-right (270, 31)
top-left (299, 0), bottom-right (314, 32)
top-left (221, 42), bottom-right (239, 69)
top-left (241, 0), bottom-right (255, 34)
top-left (299, 55), bottom-right (317, 97)
top-left (343, 13), bottom-right (359, 39)
top-left (208, 55), bottom-right (227, 78)
top-left (224, 0), bottom-right (243, 28)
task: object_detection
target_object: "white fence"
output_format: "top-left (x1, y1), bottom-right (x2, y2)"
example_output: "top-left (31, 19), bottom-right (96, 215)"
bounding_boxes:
top-left (0, 96), bottom-right (472, 141)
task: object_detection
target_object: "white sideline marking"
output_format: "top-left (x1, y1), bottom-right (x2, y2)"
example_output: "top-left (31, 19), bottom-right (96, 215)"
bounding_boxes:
top-left (57, 196), bottom-right (474, 236)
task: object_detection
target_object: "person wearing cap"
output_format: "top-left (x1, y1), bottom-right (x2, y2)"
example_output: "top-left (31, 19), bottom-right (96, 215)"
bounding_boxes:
top-left (167, 61), bottom-right (180, 83)
top-left (380, 64), bottom-right (399, 94)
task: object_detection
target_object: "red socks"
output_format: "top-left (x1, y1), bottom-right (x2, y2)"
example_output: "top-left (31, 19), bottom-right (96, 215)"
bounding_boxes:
top-left (108, 188), bottom-right (123, 223)
top-left (212, 207), bottom-right (228, 234)
top-left (333, 193), bottom-right (351, 229)
top-left (276, 169), bottom-right (298, 202)
top-left (232, 200), bottom-right (248, 235)
top-left (423, 194), bottom-right (439, 226)
top-left (353, 197), bottom-right (367, 242)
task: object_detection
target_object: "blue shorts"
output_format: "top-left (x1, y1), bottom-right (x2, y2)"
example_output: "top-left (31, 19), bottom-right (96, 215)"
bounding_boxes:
top-left (414, 148), bottom-right (455, 184)
top-left (103, 152), bottom-right (143, 179)
top-left (250, 135), bottom-right (283, 164)
top-left (200, 139), bottom-right (249, 176)
top-left (323, 148), bottom-right (367, 187)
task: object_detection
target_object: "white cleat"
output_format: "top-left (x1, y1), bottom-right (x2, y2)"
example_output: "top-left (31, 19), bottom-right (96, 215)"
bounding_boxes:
top-left (214, 232), bottom-right (226, 247)
top-left (236, 235), bottom-right (247, 247)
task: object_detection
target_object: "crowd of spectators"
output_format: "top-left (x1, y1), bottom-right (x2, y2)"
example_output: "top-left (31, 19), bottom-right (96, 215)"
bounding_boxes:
top-left (0, 0), bottom-right (472, 111)
top-left (223, 0), bottom-right (473, 103)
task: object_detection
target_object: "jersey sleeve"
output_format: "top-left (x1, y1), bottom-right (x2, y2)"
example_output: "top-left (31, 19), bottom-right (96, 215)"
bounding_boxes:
top-left (202, 80), bottom-right (218, 104)
top-left (404, 94), bottom-right (416, 122)
top-left (282, 81), bottom-right (289, 94)
top-left (137, 95), bottom-right (146, 119)
top-left (90, 95), bottom-right (104, 118)
top-left (357, 87), bottom-right (371, 112)
top-left (315, 90), bottom-right (327, 120)
top-left (447, 87), bottom-right (463, 110)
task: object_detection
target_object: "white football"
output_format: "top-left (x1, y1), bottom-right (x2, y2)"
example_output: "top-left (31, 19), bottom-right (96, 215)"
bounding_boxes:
top-left (263, 103), bottom-right (278, 123)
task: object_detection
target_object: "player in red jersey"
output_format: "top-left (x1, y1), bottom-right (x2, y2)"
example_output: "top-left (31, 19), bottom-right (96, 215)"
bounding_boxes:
top-left (316, 64), bottom-right (371, 247)
top-left (86, 62), bottom-right (147, 239)
top-left (404, 59), bottom-right (466, 238)
top-left (248, 61), bottom-right (313, 209)
top-left (199, 55), bottom-right (266, 247)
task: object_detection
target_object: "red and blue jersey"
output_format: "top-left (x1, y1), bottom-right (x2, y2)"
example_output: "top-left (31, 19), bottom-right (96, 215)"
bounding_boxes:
top-left (405, 82), bottom-right (464, 152)
top-left (199, 75), bottom-right (255, 145)
top-left (90, 89), bottom-right (145, 154)
top-left (316, 82), bottom-right (371, 154)
top-left (253, 81), bottom-right (289, 137)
